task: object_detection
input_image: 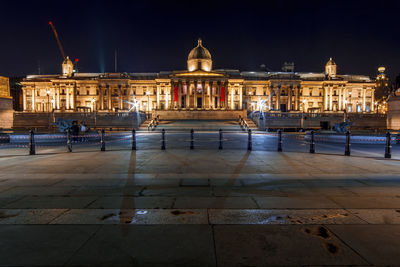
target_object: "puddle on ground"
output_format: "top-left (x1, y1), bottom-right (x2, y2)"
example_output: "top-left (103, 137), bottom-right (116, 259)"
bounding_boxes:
top-left (0, 211), bottom-right (19, 220)
top-left (302, 226), bottom-right (341, 255)
top-left (324, 242), bottom-right (341, 254)
top-left (170, 210), bottom-right (197, 216)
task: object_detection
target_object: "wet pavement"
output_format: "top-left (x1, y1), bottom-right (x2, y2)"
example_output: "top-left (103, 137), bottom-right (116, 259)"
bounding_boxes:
top-left (0, 149), bottom-right (400, 266)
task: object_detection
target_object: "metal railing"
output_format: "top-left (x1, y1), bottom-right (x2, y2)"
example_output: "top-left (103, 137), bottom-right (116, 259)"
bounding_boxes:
top-left (1, 128), bottom-right (399, 159)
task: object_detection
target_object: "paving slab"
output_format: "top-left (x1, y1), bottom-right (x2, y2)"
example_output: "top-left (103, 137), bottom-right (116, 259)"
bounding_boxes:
top-left (66, 225), bottom-right (215, 266)
top-left (328, 225), bottom-right (400, 265)
top-left (213, 186), bottom-right (284, 197)
top-left (173, 197), bottom-right (258, 209)
top-left (88, 196), bottom-right (174, 209)
top-left (209, 209), bottom-right (366, 224)
top-left (330, 196), bottom-right (400, 208)
top-left (0, 196), bottom-right (24, 208)
top-left (0, 209), bottom-right (67, 224)
top-left (141, 186), bottom-right (212, 196)
top-left (0, 186), bottom-right (75, 197)
top-left (51, 209), bottom-right (208, 224)
top-left (214, 225), bottom-right (368, 266)
top-left (254, 196), bottom-right (341, 209)
top-left (0, 225), bottom-right (100, 266)
top-left (70, 186), bottom-right (143, 196)
top-left (4, 196), bottom-right (99, 209)
top-left (180, 178), bottom-right (210, 186)
top-left (348, 209), bottom-right (400, 224)
top-left (347, 186), bottom-right (400, 196)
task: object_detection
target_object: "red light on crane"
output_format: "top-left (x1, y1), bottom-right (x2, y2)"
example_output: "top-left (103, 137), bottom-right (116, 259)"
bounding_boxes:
top-left (49, 21), bottom-right (53, 25)
top-left (75, 58), bottom-right (79, 62)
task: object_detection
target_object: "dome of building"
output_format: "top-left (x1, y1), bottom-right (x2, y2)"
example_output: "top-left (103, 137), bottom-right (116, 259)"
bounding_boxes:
top-left (62, 56), bottom-right (74, 77)
top-left (325, 57), bottom-right (337, 77)
top-left (326, 57), bottom-right (336, 66)
top-left (187, 39), bottom-right (212, 72)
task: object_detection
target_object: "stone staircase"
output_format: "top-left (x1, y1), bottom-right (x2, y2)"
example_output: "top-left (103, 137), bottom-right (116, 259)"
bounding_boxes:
top-left (245, 119), bottom-right (258, 130)
top-left (149, 120), bottom-right (243, 132)
top-left (138, 119), bottom-right (153, 131)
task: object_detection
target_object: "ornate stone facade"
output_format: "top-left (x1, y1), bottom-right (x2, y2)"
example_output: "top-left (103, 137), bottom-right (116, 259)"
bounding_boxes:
top-left (0, 76), bottom-right (13, 129)
top-left (21, 39), bottom-right (376, 114)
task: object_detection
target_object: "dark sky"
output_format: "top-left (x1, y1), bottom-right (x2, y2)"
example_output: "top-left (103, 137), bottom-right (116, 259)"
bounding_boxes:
top-left (1, 0), bottom-right (399, 80)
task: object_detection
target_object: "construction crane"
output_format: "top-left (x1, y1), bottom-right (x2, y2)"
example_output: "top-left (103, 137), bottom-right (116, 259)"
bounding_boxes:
top-left (49, 21), bottom-right (79, 72)
top-left (48, 21), bottom-right (66, 60)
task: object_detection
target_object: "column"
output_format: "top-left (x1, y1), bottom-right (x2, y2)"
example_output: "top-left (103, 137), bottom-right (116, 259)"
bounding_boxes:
top-left (209, 81), bottom-right (213, 109)
top-left (56, 87), bottom-right (60, 110)
top-left (170, 80), bottom-right (174, 109)
top-left (66, 87), bottom-right (70, 110)
top-left (268, 86), bottom-right (273, 110)
top-left (178, 80), bottom-right (182, 109)
top-left (108, 86), bottom-right (112, 111)
top-left (217, 82), bottom-right (221, 108)
top-left (22, 89), bottom-right (27, 111)
top-left (287, 86), bottom-right (292, 111)
top-left (324, 86), bottom-right (328, 111)
top-left (230, 85), bottom-right (234, 110)
top-left (239, 85), bottom-right (243, 110)
top-left (165, 88), bottom-right (169, 110)
top-left (329, 86), bottom-right (333, 111)
top-left (362, 87), bottom-right (366, 112)
top-left (371, 89), bottom-right (374, 112)
top-left (276, 86), bottom-right (281, 110)
top-left (72, 85), bottom-right (76, 110)
top-left (118, 86), bottom-right (123, 110)
top-left (194, 80), bottom-right (198, 108)
top-left (343, 87), bottom-right (347, 111)
top-left (296, 85), bottom-right (300, 111)
top-left (186, 80), bottom-right (190, 108)
top-left (224, 81), bottom-right (228, 109)
top-left (99, 86), bottom-right (104, 110)
top-left (338, 86), bottom-right (342, 111)
top-left (201, 80), bottom-right (205, 109)
top-left (156, 85), bottom-right (160, 109)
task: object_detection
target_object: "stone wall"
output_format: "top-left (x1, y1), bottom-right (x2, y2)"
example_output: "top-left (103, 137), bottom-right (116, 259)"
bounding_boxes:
top-left (13, 112), bottom-right (146, 130)
top-left (388, 96), bottom-right (400, 130)
top-left (152, 110), bottom-right (246, 120)
top-left (0, 98), bottom-right (13, 129)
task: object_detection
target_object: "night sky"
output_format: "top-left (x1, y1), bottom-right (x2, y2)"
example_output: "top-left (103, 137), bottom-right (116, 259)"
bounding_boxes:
top-left (1, 0), bottom-right (399, 80)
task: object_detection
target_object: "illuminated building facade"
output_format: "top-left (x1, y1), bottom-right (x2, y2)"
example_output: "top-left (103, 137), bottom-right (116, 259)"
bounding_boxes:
top-left (0, 76), bottom-right (13, 129)
top-left (21, 39), bottom-right (376, 114)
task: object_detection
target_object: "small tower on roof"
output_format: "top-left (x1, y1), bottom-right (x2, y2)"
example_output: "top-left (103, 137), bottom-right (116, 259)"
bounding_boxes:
top-left (62, 56), bottom-right (74, 77)
top-left (325, 57), bottom-right (337, 78)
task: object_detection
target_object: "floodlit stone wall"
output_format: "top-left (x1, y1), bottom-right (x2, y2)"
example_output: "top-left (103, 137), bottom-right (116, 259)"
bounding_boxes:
top-left (388, 96), bottom-right (400, 130)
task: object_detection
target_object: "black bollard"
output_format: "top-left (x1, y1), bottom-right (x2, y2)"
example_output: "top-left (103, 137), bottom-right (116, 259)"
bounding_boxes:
top-left (309, 130), bottom-right (315, 153)
top-left (277, 129), bottom-right (283, 152)
top-left (190, 129), bottom-right (194, 150)
top-left (161, 129), bottom-right (166, 150)
top-left (344, 131), bottom-right (351, 156)
top-left (385, 132), bottom-right (391, 159)
top-left (67, 129), bottom-right (72, 152)
top-left (100, 129), bottom-right (106, 151)
top-left (29, 129), bottom-right (35, 155)
top-left (132, 129), bottom-right (136, 150)
top-left (248, 129), bottom-right (252, 151)
top-left (219, 129), bottom-right (223, 150)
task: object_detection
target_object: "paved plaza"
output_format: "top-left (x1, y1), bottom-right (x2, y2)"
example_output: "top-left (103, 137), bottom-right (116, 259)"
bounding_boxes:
top-left (0, 147), bottom-right (400, 266)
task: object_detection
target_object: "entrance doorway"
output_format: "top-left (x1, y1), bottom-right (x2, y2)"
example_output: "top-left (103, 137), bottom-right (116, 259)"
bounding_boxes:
top-left (197, 97), bottom-right (202, 108)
